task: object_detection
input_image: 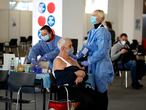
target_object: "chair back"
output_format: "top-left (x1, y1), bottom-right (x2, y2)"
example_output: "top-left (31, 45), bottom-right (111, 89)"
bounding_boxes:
top-left (8, 72), bottom-right (36, 93)
top-left (9, 39), bottom-right (18, 47)
top-left (71, 39), bottom-right (78, 55)
top-left (20, 36), bottom-right (27, 43)
top-left (0, 70), bottom-right (9, 89)
top-left (0, 43), bottom-right (4, 53)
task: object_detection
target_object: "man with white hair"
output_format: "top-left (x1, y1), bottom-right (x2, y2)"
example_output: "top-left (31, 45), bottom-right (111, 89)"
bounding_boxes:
top-left (53, 37), bottom-right (86, 86)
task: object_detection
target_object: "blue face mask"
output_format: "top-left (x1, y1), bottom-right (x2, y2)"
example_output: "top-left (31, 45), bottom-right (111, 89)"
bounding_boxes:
top-left (41, 34), bottom-right (50, 41)
top-left (90, 16), bottom-right (97, 25)
top-left (66, 48), bottom-right (74, 56)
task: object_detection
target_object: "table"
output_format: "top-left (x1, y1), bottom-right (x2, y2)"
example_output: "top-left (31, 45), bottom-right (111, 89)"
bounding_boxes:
top-left (0, 68), bottom-right (51, 110)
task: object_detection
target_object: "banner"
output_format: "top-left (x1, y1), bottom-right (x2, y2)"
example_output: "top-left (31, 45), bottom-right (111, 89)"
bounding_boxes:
top-left (33, 0), bottom-right (62, 45)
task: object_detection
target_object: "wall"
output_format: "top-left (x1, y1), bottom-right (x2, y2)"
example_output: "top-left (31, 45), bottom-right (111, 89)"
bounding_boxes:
top-left (0, 10), bottom-right (32, 43)
top-left (62, 0), bottom-right (85, 50)
top-left (106, 0), bottom-right (143, 44)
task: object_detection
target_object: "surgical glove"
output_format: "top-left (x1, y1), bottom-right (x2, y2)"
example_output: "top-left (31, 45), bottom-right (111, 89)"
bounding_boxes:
top-left (70, 54), bottom-right (78, 60)
top-left (31, 58), bottom-right (37, 65)
top-left (81, 47), bottom-right (89, 55)
top-left (81, 61), bottom-right (88, 66)
top-left (32, 65), bottom-right (42, 73)
top-left (39, 55), bottom-right (48, 61)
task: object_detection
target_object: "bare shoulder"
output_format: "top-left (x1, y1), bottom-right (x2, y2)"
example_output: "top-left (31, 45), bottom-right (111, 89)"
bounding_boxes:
top-left (53, 58), bottom-right (66, 70)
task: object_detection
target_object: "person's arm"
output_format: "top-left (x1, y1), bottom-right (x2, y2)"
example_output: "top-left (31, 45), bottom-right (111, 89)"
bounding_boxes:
top-left (28, 42), bottom-right (41, 65)
top-left (111, 44), bottom-right (122, 61)
top-left (40, 36), bottom-right (60, 60)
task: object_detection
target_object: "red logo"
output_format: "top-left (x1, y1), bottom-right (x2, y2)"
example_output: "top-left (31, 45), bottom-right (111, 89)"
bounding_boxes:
top-left (47, 2), bottom-right (55, 13)
top-left (38, 16), bottom-right (46, 26)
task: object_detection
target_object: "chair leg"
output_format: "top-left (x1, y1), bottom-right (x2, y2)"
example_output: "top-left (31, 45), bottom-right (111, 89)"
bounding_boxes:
top-left (9, 91), bottom-right (13, 110)
top-left (34, 93), bottom-right (37, 110)
top-left (125, 71), bottom-right (128, 88)
top-left (119, 71), bottom-right (122, 77)
top-left (5, 90), bottom-right (8, 110)
top-left (20, 92), bottom-right (22, 110)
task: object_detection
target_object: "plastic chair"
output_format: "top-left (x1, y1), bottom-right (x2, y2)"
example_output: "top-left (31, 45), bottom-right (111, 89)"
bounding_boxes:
top-left (19, 36), bottom-right (27, 50)
top-left (118, 67), bottom-right (129, 88)
top-left (0, 43), bottom-right (4, 64)
top-left (27, 36), bottom-right (32, 49)
top-left (7, 71), bottom-right (36, 110)
top-left (0, 70), bottom-right (9, 110)
top-left (9, 39), bottom-right (19, 56)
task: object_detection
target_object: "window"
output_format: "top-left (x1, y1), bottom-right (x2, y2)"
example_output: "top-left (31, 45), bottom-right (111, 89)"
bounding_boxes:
top-left (9, 0), bottom-right (33, 11)
top-left (85, 0), bottom-right (108, 14)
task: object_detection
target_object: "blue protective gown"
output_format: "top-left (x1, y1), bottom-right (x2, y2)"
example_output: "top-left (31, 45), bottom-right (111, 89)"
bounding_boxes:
top-left (28, 35), bottom-right (61, 69)
top-left (85, 26), bottom-right (114, 93)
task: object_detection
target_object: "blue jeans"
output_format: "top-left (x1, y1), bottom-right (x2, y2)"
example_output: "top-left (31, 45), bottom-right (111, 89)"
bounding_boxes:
top-left (118, 60), bottom-right (138, 84)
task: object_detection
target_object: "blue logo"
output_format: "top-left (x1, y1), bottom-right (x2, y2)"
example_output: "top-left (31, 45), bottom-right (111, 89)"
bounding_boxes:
top-left (38, 2), bottom-right (46, 13)
top-left (38, 30), bottom-right (42, 39)
top-left (47, 15), bottom-right (55, 27)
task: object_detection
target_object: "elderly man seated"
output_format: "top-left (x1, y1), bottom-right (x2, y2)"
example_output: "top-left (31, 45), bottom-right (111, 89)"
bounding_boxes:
top-left (52, 38), bottom-right (101, 110)
top-left (53, 37), bottom-right (86, 86)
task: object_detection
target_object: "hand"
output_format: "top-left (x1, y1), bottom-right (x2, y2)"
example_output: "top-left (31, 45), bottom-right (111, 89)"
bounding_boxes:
top-left (70, 54), bottom-right (78, 60)
top-left (32, 65), bottom-right (42, 73)
top-left (75, 70), bottom-right (86, 77)
top-left (75, 77), bottom-right (83, 85)
top-left (31, 58), bottom-right (37, 65)
top-left (81, 61), bottom-right (88, 66)
top-left (120, 49), bottom-right (128, 54)
top-left (39, 55), bottom-right (48, 61)
top-left (81, 47), bottom-right (88, 55)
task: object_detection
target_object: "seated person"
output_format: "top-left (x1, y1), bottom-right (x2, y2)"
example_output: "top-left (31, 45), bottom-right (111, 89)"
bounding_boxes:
top-left (53, 38), bottom-right (98, 110)
top-left (53, 37), bottom-right (86, 86)
top-left (111, 33), bottom-right (143, 89)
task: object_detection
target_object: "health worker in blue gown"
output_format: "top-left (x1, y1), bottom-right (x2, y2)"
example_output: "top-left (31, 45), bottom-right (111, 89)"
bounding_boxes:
top-left (78, 10), bottom-right (114, 110)
top-left (28, 25), bottom-right (61, 69)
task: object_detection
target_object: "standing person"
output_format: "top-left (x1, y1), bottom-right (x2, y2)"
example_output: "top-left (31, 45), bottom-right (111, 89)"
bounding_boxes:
top-left (28, 25), bottom-right (61, 69)
top-left (78, 10), bottom-right (114, 110)
top-left (105, 21), bottom-right (116, 45)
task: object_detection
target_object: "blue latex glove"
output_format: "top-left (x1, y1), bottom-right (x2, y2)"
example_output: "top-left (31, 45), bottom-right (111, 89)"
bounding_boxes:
top-left (32, 65), bottom-right (42, 74)
top-left (39, 55), bottom-right (48, 61)
top-left (70, 54), bottom-right (78, 60)
top-left (81, 61), bottom-right (88, 66)
top-left (81, 47), bottom-right (89, 55)
top-left (77, 47), bottom-right (89, 59)
top-left (31, 58), bottom-right (37, 65)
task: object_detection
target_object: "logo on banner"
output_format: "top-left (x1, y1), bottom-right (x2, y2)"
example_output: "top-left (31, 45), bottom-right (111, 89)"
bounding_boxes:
top-left (47, 2), bottom-right (55, 13)
top-left (47, 15), bottom-right (55, 27)
top-left (38, 30), bottom-right (42, 39)
top-left (38, 16), bottom-right (46, 26)
top-left (38, 2), bottom-right (46, 13)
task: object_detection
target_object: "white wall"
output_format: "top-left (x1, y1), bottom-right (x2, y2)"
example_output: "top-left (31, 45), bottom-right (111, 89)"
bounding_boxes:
top-left (0, 10), bottom-right (32, 43)
top-left (62, 0), bottom-right (85, 50)
top-left (106, 0), bottom-right (143, 43)
top-left (0, 0), bottom-right (9, 10)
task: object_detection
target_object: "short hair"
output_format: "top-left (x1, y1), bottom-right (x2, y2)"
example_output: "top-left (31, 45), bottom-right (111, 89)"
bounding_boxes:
top-left (94, 9), bottom-right (105, 21)
top-left (57, 38), bottom-right (71, 49)
top-left (120, 33), bottom-right (128, 38)
top-left (105, 21), bottom-right (112, 29)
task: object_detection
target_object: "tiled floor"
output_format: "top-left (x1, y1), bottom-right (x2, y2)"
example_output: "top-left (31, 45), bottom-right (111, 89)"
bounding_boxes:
top-left (0, 74), bottom-right (146, 110)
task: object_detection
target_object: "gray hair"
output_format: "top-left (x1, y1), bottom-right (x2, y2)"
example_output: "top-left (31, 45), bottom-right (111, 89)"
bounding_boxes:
top-left (57, 37), bottom-right (71, 49)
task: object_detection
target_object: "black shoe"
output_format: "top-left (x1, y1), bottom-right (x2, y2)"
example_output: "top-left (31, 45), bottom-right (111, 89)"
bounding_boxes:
top-left (131, 83), bottom-right (143, 89)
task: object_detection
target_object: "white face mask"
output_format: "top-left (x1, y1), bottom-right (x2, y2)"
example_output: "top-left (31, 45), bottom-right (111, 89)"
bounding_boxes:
top-left (121, 40), bottom-right (126, 45)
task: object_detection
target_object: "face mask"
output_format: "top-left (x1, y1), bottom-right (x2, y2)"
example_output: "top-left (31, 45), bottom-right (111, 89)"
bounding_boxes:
top-left (66, 48), bottom-right (74, 56)
top-left (121, 40), bottom-right (126, 45)
top-left (41, 34), bottom-right (50, 41)
top-left (90, 16), bottom-right (97, 25)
